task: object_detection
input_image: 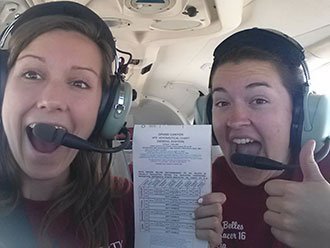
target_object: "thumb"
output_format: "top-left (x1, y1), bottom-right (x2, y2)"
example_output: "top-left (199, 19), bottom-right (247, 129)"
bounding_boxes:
top-left (299, 140), bottom-right (325, 182)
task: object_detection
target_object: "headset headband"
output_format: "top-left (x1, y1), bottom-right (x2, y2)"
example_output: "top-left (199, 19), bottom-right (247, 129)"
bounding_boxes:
top-left (6, 1), bottom-right (116, 53)
top-left (212, 28), bottom-right (310, 83)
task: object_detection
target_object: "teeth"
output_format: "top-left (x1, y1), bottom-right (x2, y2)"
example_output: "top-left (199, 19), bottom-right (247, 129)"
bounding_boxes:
top-left (233, 138), bottom-right (254, 144)
top-left (28, 123), bottom-right (66, 131)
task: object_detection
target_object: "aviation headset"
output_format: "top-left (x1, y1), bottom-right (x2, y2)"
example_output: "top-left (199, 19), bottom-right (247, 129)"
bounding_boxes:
top-left (195, 28), bottom-right (330, 160)
top-left (0, 1), bottom-right (132, 140)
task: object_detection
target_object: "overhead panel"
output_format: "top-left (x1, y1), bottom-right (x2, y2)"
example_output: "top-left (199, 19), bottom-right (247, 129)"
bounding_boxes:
top-left (125, 0), bottom-right (175, 15)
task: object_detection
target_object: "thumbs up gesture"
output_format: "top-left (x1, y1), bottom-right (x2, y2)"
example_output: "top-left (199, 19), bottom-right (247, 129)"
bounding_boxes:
top-left (264, 140), bottom-right (330, 248)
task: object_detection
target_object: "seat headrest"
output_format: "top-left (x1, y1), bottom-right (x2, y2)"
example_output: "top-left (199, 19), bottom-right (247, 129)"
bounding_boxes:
top-left (194, 95), bottom-right (210, 125)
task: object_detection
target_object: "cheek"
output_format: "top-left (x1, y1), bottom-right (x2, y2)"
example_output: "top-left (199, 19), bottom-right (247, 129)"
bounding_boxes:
top-left (72, 92), bottom-right (102, 137)
top-left (212, 110), bottom-right (220, 128)
top-left (1, 88), bottom-right (25, 162)
top-left (2, 73), bottom-right (35, 118)
top-left (262, 109), bottom-right (292, 148)
top-left (2, 84), bottom-right (22, 133)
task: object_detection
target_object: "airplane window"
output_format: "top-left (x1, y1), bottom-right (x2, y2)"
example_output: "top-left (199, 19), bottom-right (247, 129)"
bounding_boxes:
top-left (310, 66), bottom-right (330, 95)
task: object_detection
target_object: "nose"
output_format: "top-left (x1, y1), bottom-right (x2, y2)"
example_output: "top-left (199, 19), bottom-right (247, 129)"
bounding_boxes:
top-left (36, 82), bottom-right (68, 112)
top-left (226, 104), bottom-right (251, 129)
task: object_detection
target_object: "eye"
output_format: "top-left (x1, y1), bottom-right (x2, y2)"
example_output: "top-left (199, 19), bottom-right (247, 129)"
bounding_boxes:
top-left (214, 100), bottom-right (230, 108)
top-left (251, 98), bottom-right (268, 105)
top-left (70, 80), bottom-right (90, 89)
top-left (22, 71), bottom-right (42, 80)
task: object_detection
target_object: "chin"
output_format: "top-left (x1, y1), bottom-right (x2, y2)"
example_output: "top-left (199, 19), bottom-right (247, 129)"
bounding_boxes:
top-left (21, 169), bottom-right (61, 181)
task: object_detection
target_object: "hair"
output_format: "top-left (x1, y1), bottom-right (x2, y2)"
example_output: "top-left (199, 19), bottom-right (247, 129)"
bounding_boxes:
top-left (0, 15), bottom-right (125, 247)
top-left (209, 46), bottom-right (305, 163)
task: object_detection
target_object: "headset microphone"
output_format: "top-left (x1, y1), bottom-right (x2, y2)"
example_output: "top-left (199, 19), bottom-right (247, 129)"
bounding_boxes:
top-left (231, 153), bottom-right (299, 170)
top-left (32, 123), bottom-right (130, 153)
top-left (230, 137), bottom-right (330, 170)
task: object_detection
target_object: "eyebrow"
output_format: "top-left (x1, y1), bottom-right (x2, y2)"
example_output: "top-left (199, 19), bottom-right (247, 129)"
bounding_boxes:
top-left (212, 82), bottom-right (271, 94)
top-left (72, 66), bottom-right (99, 77)
top-left (17, 55), bottom-right (99, 77)
top-left (17, 54), bottom-right (45, 63)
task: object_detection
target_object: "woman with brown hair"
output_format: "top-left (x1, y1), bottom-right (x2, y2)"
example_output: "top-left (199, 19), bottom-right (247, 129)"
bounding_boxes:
top-left (0, 2), bottom-right (133, 247)
top-left (198, 28), bottom-right (330, 247)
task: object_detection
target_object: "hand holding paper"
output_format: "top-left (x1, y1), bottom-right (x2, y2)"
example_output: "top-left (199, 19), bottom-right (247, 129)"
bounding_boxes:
top-left (195, 192), bottom-right (227, 248)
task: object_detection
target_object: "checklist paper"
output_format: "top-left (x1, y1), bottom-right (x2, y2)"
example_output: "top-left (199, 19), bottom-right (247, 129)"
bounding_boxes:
top-left (133, 125), bottom-right (212, 248)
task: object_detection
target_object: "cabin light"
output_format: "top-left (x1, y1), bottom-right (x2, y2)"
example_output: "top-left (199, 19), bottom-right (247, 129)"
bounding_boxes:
top-left (136, 0), bottom-right (165, 3)
top-left (103, 18), bottom-right (132, 28)
top-left (125, 0), bottom-right (174, 14)
top-left (150, 19), bottom-right (202, 31)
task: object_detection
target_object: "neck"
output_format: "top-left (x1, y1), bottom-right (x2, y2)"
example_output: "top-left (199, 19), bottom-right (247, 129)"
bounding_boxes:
top-left (21, 170), bottom-right (69, 201)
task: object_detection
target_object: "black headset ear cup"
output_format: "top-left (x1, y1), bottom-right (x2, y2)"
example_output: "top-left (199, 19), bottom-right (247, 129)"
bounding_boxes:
top-left (99, 77), bottom-right (132, 139)
top-left (301, 92), bottom-right (330, 153)
top-left (289, 89), bottom-right (304, 160)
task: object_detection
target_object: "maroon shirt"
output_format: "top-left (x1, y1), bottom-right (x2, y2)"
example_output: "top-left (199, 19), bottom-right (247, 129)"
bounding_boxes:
top-left (24, 177), bottom-right (134, 248)
top-left (212, 154), bottom-right (330, 248)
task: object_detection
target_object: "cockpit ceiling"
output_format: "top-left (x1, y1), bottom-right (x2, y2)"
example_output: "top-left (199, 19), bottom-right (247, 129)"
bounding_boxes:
top-left (10, 0), bottom-right (254, 44)
top-left (1, 0), bottom-right (330, 126)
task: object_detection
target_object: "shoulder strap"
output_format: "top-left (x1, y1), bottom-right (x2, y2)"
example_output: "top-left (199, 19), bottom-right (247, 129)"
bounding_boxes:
top-left (0, 204), bottom-right (37, 247)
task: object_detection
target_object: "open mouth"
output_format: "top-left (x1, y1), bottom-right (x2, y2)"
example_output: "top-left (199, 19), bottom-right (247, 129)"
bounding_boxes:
top-left (26, 123), bottom-right (65, 153)
top-left (233, 138), bottom-right (261, 156)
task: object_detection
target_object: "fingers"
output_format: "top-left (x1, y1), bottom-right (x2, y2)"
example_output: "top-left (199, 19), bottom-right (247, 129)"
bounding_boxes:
top-left (194, 192), bottom-right (226, 247)
top-left (195, 211), bottom-right (223, 247)
top-left (195, 202), bottom-right (223, 219)
top-left (264, 207), bottom-right (298, 234)
top-left (264, 210), bottom-right (284, 230)
top-left (195, 216), bottom-right (222, 235)
top-left (195, 192), bottom-right (226, 219)
top-left (264, 179), bottom-right (289, 196)
top-left (195, 215), bottom-right (222, 248)
top-left (198, 192), bottom-right (227, 205)
top-left (195, 227), bottom-right (222, 248)
top-left (265, 194), bottom-right (297, 214)
top-left (270, 227), bottom-right (296, 248)
top-left (265, 196), bottom-right (283, 213)
top-left (299, 140), bottom-right (325, 182)
top-left (263, 140), bottom-right (329, 248)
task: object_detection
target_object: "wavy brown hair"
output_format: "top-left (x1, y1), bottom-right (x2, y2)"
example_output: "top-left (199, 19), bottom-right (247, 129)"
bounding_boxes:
top-left (0, 15), bottom-right (123, 247)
